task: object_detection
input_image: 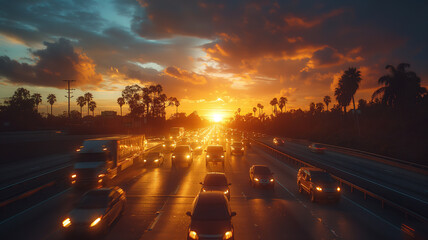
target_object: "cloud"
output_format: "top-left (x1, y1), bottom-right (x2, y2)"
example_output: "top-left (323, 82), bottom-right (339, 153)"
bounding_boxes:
top-left (0, 38), bottom-right (103, 88)
top-left (164, 66), bottom-right (207, 85)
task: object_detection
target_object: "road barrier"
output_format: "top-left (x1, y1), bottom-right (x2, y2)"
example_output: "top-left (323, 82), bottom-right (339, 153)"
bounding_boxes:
top-left (252, 139), bottom-right (428, 226)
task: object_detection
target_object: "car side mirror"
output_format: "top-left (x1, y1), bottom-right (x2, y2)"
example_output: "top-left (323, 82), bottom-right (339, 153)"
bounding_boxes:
top-left (186, 211), bottom-right (192, 217)
top-left (231, 212), bottom-right (236, 217)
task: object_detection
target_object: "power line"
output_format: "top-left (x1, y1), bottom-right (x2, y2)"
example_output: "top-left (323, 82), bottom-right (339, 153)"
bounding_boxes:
top-left (63, 80), bottom-right (75, 118)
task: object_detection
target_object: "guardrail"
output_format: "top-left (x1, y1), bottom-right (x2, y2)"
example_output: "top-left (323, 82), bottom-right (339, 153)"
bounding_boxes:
top-left (286, 138), bottom-right (428, 175)
top-left (252, 139), bottom-right (428, 225)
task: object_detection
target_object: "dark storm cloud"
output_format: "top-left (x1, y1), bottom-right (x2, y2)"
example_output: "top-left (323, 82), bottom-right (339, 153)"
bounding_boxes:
top-left (135, 0), bottom-right (428, 84)
top-left (0, 38), bottom-right (102, 87)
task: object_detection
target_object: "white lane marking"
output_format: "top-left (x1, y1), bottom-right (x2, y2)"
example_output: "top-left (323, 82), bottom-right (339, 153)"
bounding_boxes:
top-left (343, 196), bottom-right (401, 232)
top-left (147, 212), bottom-right (163, 231)
top-left (330, 229), bottom-right (338, 237)
top-left (241, 191), bottom-right (247, 200)
top-left (275, 180), bottom-right (296, 198)
top-left (0, 188), bottom-right (71, 226)
top-left (173, 184), bottom-right (180, 195)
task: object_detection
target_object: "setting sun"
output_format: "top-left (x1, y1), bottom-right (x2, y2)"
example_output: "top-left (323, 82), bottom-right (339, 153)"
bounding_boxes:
top-left (212, 113), bottom-right (223, 123)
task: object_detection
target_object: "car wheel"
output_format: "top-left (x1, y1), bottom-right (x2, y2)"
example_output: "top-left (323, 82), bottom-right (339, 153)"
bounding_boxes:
top-left (298, 183), bottom-right (303, 194)
top-left (310, 191), bottom-right (316, 202)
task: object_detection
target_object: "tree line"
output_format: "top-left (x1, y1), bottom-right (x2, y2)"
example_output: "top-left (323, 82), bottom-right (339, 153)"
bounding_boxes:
top-left (230, 63), bottom-right (428, 164)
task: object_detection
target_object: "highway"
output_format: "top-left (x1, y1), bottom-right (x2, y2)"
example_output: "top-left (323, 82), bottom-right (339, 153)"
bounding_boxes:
top-left (0, 134), bottom-right (419, 240)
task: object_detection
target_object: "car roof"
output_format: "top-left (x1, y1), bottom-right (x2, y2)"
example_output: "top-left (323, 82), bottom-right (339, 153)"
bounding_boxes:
top-left (252, 164), bottom-right (269, 169)
top-left (206, 172), bottom-right (226, 176)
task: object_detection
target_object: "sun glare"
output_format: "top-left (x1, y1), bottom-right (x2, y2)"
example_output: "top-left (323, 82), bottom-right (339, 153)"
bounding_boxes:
top-left (212, 113), bottom-right (223, 123)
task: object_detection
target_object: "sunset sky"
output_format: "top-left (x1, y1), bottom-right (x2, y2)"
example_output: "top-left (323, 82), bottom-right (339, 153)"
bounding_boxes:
top-left (0, 0), bottom-right (427, 119)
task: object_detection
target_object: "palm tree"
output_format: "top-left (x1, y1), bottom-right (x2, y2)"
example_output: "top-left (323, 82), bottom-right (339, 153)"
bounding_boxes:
top-left (117, 97), bottom-right (125, 116)
top-left (279, 97), bottom-right (287, 112)
top-left (76, 96), bottom-right (86, 117)
top-left (88, 101), bottom-right (97, 116)
top-left (32, 93), bottom-right (42, 112)
top-left (47, 94), bottom-right (57, 116)
top-left (323, 96), bottom-right (331, 111)
top-left (252, 107), bottom-right (257, 117)
top-left (270, 98), bottom-right (278, 115)
top-left (84, 92), bottom-right (93, 116)
top-left (372, 63), bottom-right (426, 108)
top-left (257, 103), bottom-right (262, 116)
top-left (334, 67), bottom-right (362, 113)
top-left (237, 108), bottom-right (241, 116)
top-left (174, 98), bottom-right (180, 114)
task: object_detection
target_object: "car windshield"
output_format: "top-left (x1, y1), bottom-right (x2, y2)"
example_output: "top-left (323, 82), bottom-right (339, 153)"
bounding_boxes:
top-left (310, 172), bottom-right (335, 183)
top-left (207, 146), bottom-right (223, 153)
top-left (76, 191), bottom-right (110, 209)
top-left (204, 175), bottom-right (227, 186)
top-left (174, 146), bottom-right (190, 153)
top-left (193, 202), bottom-right (230, 220)
top-left (254, 166), bottom-right (271, 175)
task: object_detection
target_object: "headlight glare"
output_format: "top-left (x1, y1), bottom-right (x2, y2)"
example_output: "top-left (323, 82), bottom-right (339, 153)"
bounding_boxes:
top-left (62, 218), bottom-right (71, 228)
top-left (316, 186), bottom-right (323, 191)
top-left (224, 230), bottom-right (233, 239)
top-left (189, 230), bottom-right (198, 239)
top-left (90, 217), bottom-right (101, 227)
top-left (337, 187), bottom-right (341, 192)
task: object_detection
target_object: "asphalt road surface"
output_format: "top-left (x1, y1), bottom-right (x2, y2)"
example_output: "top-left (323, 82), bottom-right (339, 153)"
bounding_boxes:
top-left (1, 139), bottom-right (415, 240)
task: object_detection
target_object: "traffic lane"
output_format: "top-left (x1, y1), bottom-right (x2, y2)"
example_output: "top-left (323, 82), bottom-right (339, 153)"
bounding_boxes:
top-left (138, 148), bottom-right (214, 240)
top-left (258, 138), bottom-right (428, 209)
top-left (141, 146), bottom-right (333, 240)
top-left (269, 140), bottom-right (428, 217)
top-left (264, 137), bottom-right (427, 199)
top-left (251, 146), bottom-right (404, 240)
top-left (229, 149), bottom-right (336, 240)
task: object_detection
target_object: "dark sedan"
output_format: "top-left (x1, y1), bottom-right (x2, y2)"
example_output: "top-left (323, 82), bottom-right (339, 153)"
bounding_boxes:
top-left (186, 192), bottom-right (236, 240)
top-left (249, 165), bottom-right (275, 189)
top-left (297, 167), bottom-right (341, 203)
top-left (143, 152), bottom-right (164, 167)
top-left (200, 172), bottom-right (231, 200)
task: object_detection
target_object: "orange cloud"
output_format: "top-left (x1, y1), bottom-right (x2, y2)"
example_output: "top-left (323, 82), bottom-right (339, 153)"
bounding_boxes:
top-left (164, 66), bottom-right (207, 85)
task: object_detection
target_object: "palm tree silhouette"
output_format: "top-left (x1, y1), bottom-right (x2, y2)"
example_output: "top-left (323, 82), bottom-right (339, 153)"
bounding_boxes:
top-left (76, 96), bottom-right (86, 117)
top-left (334, 67), bottom-right (362, 113)
top-left (47, 94), bottom-right (56, 116)
top-left (257, 103), bottom-right (262, 117)
top-left (323, 96), bottom-right (331, 111)
top-left (174, 98), bottom-right (180, 114)
top-left (84, 92), bottom-right (93, 116)
top-left (32, 93), bottom-right (42, 112)
top-left (252, 107), bottom-right (257, 117)
top-left (89, 101), bottom-right (97, 116)
top-left (237, 108), bottom-right (241, 116)
top-left (117, 97), bottom-right (125, 116)
top-left (372, 63), bottom-right (426, 108)
top-left (279, 97), bottom-right (287, 113)
top-left (270, 98), bottom-right (278, 116)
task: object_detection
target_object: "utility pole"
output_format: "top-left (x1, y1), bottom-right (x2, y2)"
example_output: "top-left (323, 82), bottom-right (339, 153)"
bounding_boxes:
top-left (63, 80), bottom-right (75, 118)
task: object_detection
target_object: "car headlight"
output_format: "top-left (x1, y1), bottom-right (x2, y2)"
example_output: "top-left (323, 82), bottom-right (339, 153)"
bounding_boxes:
top-left (62, 218), bottom-right (71, 228)
top-left (224, 230), bottom-right (233, 239)
top-left (189, 230), bottom-right (198, 239)
top-left (337, 187), bottom-right (341, 192)
top-left (231, 147), bottom-right (235, 150)
top-left (224, 189), bottom-right (229, 194)
top-left (202, 188), bottom-right (206, 192)
top-left (71, 174), bottom-right (77, 179)
top-left (221, 155), bottom-right (224, 158)
top-left (270, 178), bottom-right (274, 182)
top-left (98, 173), bottom-right (105, 178)
top-left (144, 159), bottom-right (147, 162)
top-left (162, 144), bottom-right (166, 147)
top-left (206, 155), bottom-right (210, 158)
top-left (241, 148), bottom-right (244, 151)
top-left (316, 186), bottom-right (323, 191)
top-left (186, 155), bottom-right (190, 159)
top-left (154, 159), bottom-right (159, 162)
top-left (90, 217), bottom-right (102, 227)
top-left (254, 178), bottom-right (259, 182)
top-left (172, 155), bottom-right (176, 158)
